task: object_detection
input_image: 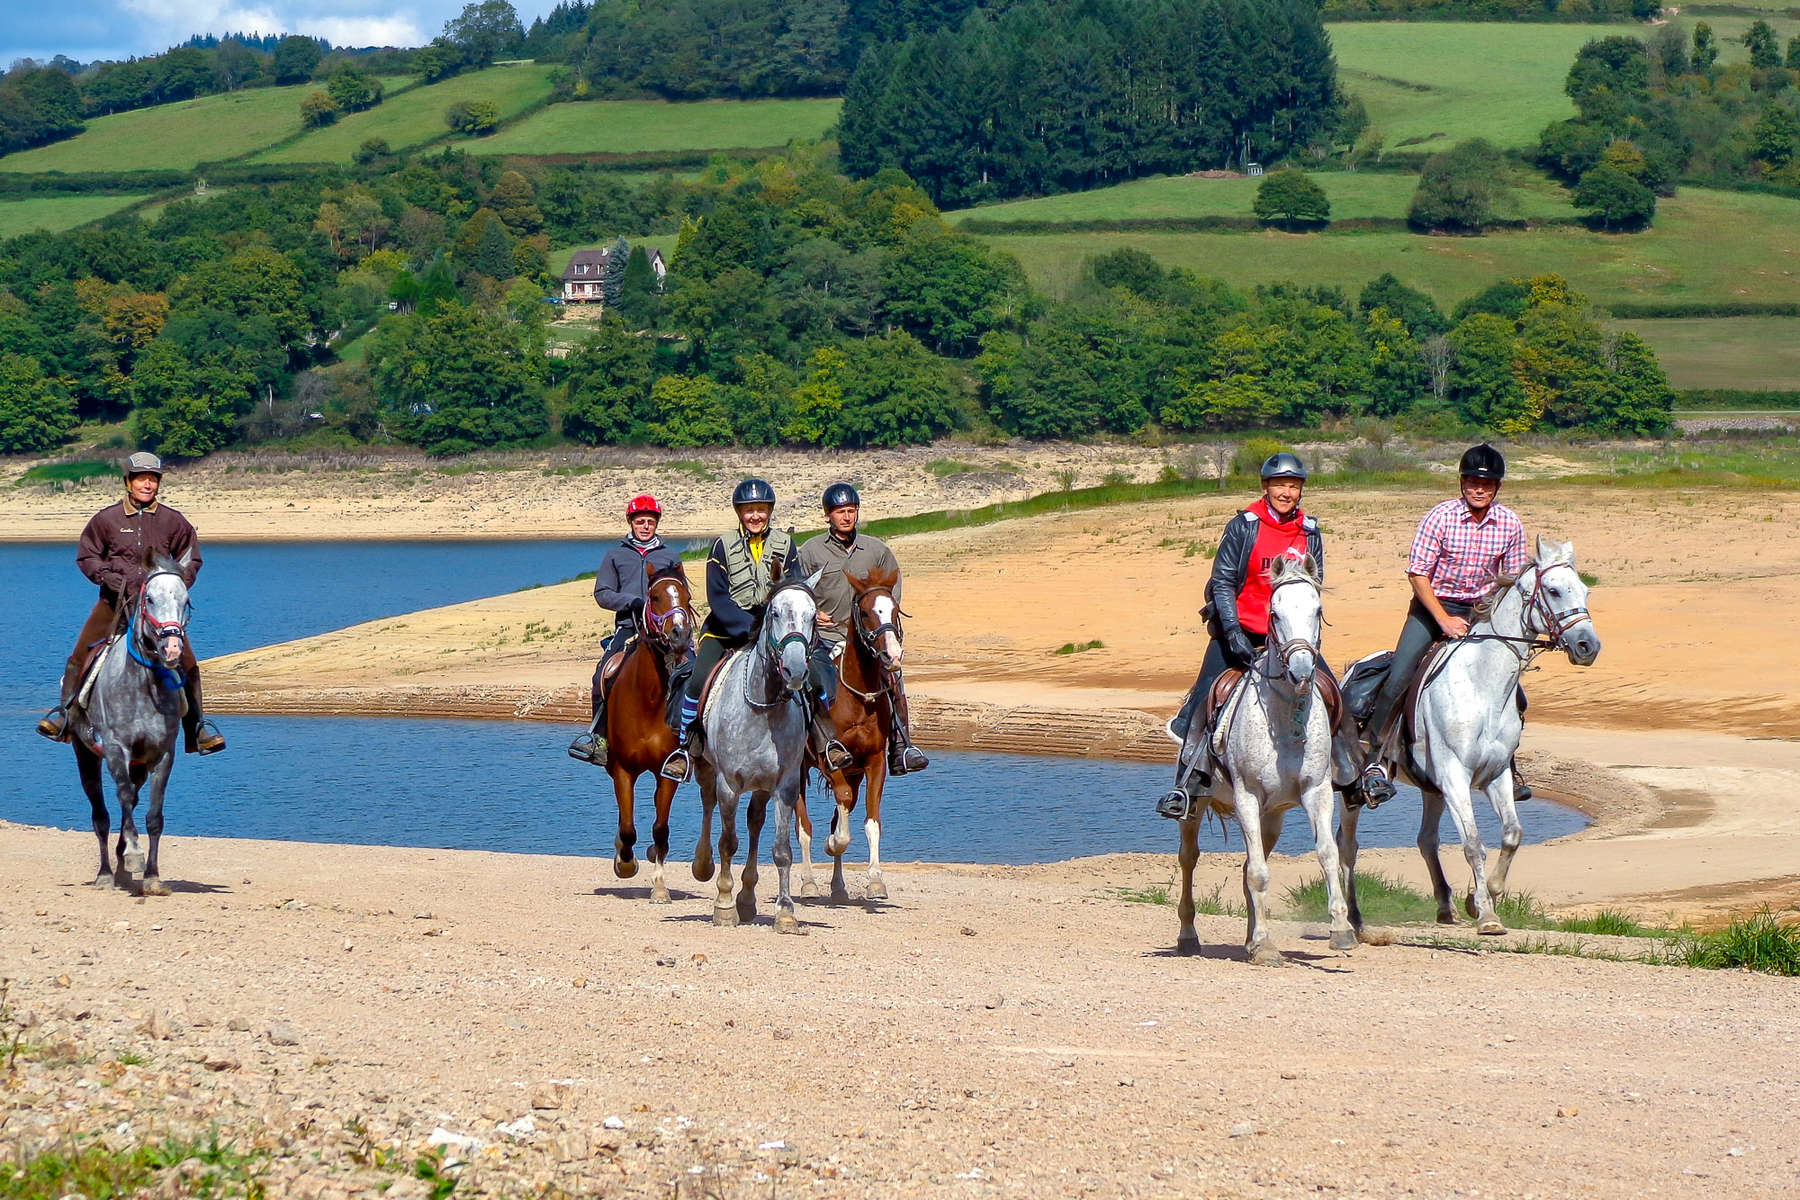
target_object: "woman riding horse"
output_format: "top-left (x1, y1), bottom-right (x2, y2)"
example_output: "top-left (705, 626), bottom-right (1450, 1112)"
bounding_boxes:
top-left (1157, 452), bottom-right (1324, 820)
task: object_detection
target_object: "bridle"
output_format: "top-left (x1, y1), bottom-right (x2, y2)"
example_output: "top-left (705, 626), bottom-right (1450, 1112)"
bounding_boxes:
top-left (641, 578), bottom-right (695, 656)
top-left (744, 580), bottom-right (815, 708)
top-left (1460, 562), bottom-right (1591, 663)
top-left (1257, 574), bottom-right (1322, 679)
top-left (126, 569), bottom-right (190, 690)
top-left (855, 586), bottom-right (904, 665)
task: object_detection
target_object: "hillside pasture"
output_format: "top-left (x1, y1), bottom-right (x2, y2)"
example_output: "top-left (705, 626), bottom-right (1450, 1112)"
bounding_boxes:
top-left (252, 66), bottom-right (557, 163)
top-left (1613, 317), bottom-right (1800, 391)
top-left (0, 193), bottom-right (151, 238)
top-left (0, 84), bottom-right (324, 173)
top-left (948, 167), bottom-right (1578, 225)
top-left (976, 187), bottom-right (1800, 311)
top-left (474, 97), bottom-right (843, 157)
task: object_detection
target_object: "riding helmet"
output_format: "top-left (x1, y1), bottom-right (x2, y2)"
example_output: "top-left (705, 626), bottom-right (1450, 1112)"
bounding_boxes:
top-left (625, 493), bottom-right (662, 518)
top-left (1258, 452), bottom-right (1308, 482)
top-left (1458, 443), bottom-right (1506, 481)
top-left (123, 451), bottom-right (164, 477)
top-left (731, 477), bottom-right (776, 507)
top-left (822, 482), bottom-right (861, 511)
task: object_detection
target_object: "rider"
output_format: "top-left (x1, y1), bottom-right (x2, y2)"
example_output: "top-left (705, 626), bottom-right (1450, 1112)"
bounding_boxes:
top-left (1155, 452), bottom-right (1322, 820)
top-left (568, 493), bottom-right (689, 764)
top-left (35, 452), bottom-right (225, 755)
top-left (1357, 443), bottom-right (1528, 807)
top-left (660, 478), bottom-right (799, 782)
top-left (798, 482), bottom-right (931, 777)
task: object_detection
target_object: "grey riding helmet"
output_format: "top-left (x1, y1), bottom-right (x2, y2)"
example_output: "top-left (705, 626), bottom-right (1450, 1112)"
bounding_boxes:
top-left (822, 482), bottom-right (860, 510)
top-left (123, 451), bottom-right (164, 477)
top-left (1459, 443), bottom-right (1506, 480)
top-left (1259, 452), bottom-right (1308, 481)
top-left (731, 477), bottom-right (776, 507)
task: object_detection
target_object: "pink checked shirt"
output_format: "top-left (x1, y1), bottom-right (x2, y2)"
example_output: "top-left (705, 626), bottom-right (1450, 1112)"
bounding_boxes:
top-left (1407, 498), bottom-right (1527, 604)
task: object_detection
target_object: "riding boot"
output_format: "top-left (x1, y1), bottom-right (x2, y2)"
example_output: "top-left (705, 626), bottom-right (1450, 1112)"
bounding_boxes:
top-left (886, 672), bottom-right (929, 775)
top-left (36, 667), bottom-right (75, 742)
top-left (660, 695), bottom-right (700, 782)
top-left (1510, 755), bottom-right (1532, 803)
top-left (568, 699), bottom-right (607, 764)
top-left (808, 705), bottom-right (852, 773)
top-left (181, 663), bottom-right (225, 755)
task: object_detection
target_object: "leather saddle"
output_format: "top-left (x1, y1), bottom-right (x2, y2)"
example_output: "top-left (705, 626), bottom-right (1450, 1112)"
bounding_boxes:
top-left (1204, 662), bottom-right (1345, 740)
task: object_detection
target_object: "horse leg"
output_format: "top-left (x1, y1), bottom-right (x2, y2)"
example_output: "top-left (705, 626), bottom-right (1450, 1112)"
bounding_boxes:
top-left (823, 771), bottom-right (858, 903)
top-left (76, 743), bottom-right (117, 888)
top-left (795, 786), bottom-right (820, 900)
top-left (1233, 786), bottom-right (1283, 965)
top-left (1335, 796), bottom-right (1368, 939)
top-left (739, 791), bottom-right (767, 926)
top-left (710, 774), bottom-right (740, 927)
top-left (772, 786), bottom-right (803, 935)
top-left (1417, 786), bottom-right (1457, 924)
top-left (691, 761), bottom-right (717, 883)
top-left (863, 758), bottom-right (888, 903)
top-left (139, 753), bottom-right (174, 897)
top-left (648, 774), bottom-right (676, 904)
top-left (115, 755), bottom-right (145, 880)
top-left (1485, 766), bottom-right (1525, 899)
top-left (1304, 783), bottom-right (1355, 951)
top-left (1176, 812), bottom-right (1202, 954)
top-left (611, 763), bottom-right (640, 880)
top-left (1438, 766), bottom-right (1503, 934)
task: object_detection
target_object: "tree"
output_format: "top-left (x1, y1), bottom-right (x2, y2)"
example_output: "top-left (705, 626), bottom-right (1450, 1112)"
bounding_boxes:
top-left (1788, 36), bottom-right (1800, 72)
top-left (446, 100), bottom-right (501, 135)
top-left (1600, 331), bottom-right (1675, 435)
top-left (326, 67), bottom-right (383, 113)
top-left (601, 236), bottom-right (629, 309)
top-left (354, 137), bottom-right (391, 165)
top-left (783, 332), bottom-right (958, 447)
top-left (615, 244), bottom-right (659, 328)
top-left (271, 35), bottom-right (324, 85)
top-left (444, 1), bottom-right (525, 67)
top-left (129, 340), bottom-right (258, 457)
top-left (1253, 170), bottom-right (1331, 228)
top-left (1446, 314), bottom-right (1532, 432)
top-left (881, 228), bottom-right (1020, 356)
top-left (300, 91), bottom-right (340, 128)
top-left (0, 353), bottom-right (75, 453)
top-left (1745, 20), bottom-right (1781, 70)
top-left (1565, 37), bottom-right (1650, 110)
top-left (1752, 105), bottom-right (1799, 168)
top-left (560, 320), bottom-right (657, 444)
top-left (647, 374), bottom-right (734, 446)
top-left (368, 302), bottom-right (547, 455)
top-left (1574, 164), bottom-right (1657, 230)
top-left (1407, 139), bottom-right (1509, 233)
top-left (1692, 23), bottom-right (1718, 73)
top-left (1358, 273), bottom-right (1447, 340)
top-left (490, 170), bottom-right (543, 235)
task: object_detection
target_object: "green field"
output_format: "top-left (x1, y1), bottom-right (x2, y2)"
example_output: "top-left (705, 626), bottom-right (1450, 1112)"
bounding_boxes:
top-left (0, 193), bottom-right (150, 238)
top-left (976, 186), bottom-right (1800, 309)
top-left (0, 84), bottom-right (329, 173)
top-left (253, 66), bottom-right (557, 163)
top-left (1613, 317), bottom-right (1800, 390)
top-left (948, 167), bottom-right (1578, 224)
top-left (1327, 23), bottom-right (1618, 155)
top-left (475, 97), bottom-right (842, 156)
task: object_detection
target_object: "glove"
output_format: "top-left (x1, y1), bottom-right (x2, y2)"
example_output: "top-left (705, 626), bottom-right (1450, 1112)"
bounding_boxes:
top-left (627, 597), bottom-right (646, 617)
top-left (1225, 629), bottom-right (1257, 667)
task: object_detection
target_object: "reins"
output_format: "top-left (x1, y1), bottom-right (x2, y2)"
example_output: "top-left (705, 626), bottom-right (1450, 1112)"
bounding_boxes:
top-left (838, 585), bottom-right (901, 704)
top-left (1421, 562), bottom-right (1591, 699)
top-left (125, 569), bottom-right (189, 692)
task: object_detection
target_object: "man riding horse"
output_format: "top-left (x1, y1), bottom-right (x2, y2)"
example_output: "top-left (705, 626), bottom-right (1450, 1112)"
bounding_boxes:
top-left (35, 452), bottom-right (225, 757)
top-left (798, 482), bottom-right (930, 777)
top-left (661, 478), bottom-right (800, 783)
top-left (569, 493), bottom-right (689, 765)
top-left (1156, 452), bottom-right (1323, 820)
top-left (1357, 443), bottom-right (1529, 808)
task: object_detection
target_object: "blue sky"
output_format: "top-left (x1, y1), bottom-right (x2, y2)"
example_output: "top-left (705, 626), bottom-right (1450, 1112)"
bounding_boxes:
top-left (4, 1), bottom-right (564, 67)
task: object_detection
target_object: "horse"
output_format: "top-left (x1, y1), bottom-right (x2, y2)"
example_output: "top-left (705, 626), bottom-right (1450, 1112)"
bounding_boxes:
top-left (1175, 555), bottom-right (1358, 964)
top-left (689, 569), bottom-right (822, 933)
top-left (1337, 536), bottom-right (1601, 936)
top-left (599, 564), bottom-right (695, 901)
top-left (795, 563), bottom-right (905, 905)
top-left (70, 552), bottom-right (193, 897)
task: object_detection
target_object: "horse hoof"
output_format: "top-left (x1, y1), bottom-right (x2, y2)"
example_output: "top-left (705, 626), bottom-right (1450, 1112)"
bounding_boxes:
top-left (1436, 912), bottom-right (1459, 926)
top-left (1328, 928), bottom-right (1357, 952)
top-left (141, 877), bottom-right (171, 898)
top-left (122, 849), bottom-right (145, 877)
top-left (865, 879), bottom-right (889, 901)
top-left (712, 907), bottom-right (738, 928)
top-left (614, 858), bottom-right (639, 880)
top-left (775, 912), bottom-right (804, 936)
top-left (91, 872), bottom-right (119, 889)
top-left (691, 858), bottom-right (715, 883)
top-left (799, 880), bottom-right (820, 899)
top-left (1476, 918), bottom-right (1508, 936)
top-left (830, 887), bottom-right (851, 905)
top-left (736, 903), bottom-right (757, 926)
top-left (1176, 933), bottom-right (1201, 956)
top-left (650, 886), bottom-right (671, 905)
top-left (1247, 945), bottom-right (1288, 967)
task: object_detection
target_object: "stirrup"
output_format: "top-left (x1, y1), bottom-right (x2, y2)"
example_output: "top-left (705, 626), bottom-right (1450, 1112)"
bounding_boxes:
top-left (896, 743), bottom-right (928, 774)
top-left (568, 732), bottom-right (606, 764)
top-left (36, 707), bottom-right (72, 744)
top-left (189, 720), bottom-right (226, 756)
top-left (822, 739), bottom-right (853, 772)
top-left (1359, 765), bottom-right (1395, 809)
top-left (1156, 788), bottom-right (1195, 821)
top-left (659, 746), bottom-right (692, 782)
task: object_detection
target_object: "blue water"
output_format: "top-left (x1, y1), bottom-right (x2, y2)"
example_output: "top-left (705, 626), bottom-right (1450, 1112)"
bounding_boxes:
top-left (1, 542), bottom-right (1586, 864)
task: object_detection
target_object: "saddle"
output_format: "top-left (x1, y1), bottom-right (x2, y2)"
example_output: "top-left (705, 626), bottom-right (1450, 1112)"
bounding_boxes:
top-left (73, 634), bottom-right (124, 712)
top-left (1201, 661), bottom-right (1345, 768)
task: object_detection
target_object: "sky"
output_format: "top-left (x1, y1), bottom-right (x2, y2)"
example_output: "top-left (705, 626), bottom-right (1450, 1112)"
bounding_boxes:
top-left (3, 0), bottom-right (564, 67)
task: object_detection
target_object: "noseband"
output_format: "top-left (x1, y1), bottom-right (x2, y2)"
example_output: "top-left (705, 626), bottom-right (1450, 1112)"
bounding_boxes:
top-left (127, 569), bottom-right (189, 689)
top-left (763, 581), bottom-right (816, 664)
top-left (642, 580), bottom-right (694, 652)
top-left (855, 586), bottom-right (904, 659)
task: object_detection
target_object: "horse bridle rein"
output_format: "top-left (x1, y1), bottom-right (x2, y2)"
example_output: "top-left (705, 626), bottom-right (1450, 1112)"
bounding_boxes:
top-left (1461, 561), bottom-right (1591, 663)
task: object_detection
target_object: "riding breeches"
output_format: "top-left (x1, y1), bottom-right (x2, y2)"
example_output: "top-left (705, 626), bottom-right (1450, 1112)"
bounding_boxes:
top-left (63, 596), bottom-right (205, 732)
top-left (684, 632), bottom-right (741, 702)
top-left (590, 625), bottom-right (635, 716)
top-left (808, 641), bottom-right (840, 708)
top-left (1366, 596), bottom-right (1473, 741)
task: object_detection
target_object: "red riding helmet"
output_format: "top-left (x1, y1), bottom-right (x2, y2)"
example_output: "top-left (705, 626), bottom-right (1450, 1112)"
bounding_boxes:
top-left (626, 493), bottom-right (662, 518)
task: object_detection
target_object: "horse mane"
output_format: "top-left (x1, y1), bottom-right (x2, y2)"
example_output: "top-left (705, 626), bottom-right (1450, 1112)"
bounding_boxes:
top-left (1471, 568), bottom-right (1520, 621)
top-left (648, 563), bottom-right (686, 586)
top-left (848, 562), bottom-right (900, 593)
top-left (1267, 553), bottom-right (1321, 588)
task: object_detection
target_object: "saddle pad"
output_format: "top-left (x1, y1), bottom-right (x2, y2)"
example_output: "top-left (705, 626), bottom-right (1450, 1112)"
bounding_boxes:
top-left (74, 635), bottom-right (123, 709)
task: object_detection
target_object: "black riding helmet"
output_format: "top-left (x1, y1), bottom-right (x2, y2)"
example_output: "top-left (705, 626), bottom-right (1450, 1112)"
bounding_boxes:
top-left (731, 477), bottom-right (776, 507)
top-left (822, 482), bottom-right (860, 510)
top-left (1259, 452), bottom-right (1308, 482)
top-left (1458, 443), bottom-right (1506, 481)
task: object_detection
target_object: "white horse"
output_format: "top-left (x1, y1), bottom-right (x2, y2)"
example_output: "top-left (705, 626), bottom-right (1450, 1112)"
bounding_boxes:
top-left (689, 572), bottom-right (822, 934)
top-left (1176, 555), bottom-right (1358, 964)
top-left (1338, 536), bottom-right (1601, 936)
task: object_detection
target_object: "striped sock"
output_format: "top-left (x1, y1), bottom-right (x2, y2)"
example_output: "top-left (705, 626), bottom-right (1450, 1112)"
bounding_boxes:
top-left (680, 696), bottom-right (699, 729)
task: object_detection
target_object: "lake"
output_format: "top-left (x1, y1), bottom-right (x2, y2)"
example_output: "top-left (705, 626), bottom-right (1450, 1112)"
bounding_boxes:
top-left (1, 541), bottom-right (1586, 864)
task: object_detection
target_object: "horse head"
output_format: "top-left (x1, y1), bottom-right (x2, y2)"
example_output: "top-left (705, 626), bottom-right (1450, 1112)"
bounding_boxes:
top-left (847, 563), bottom-right (904, 671)
top-left (1265, 552), bottom-right (1323, 686)
top-left (138, 551), bottom-right (192, 670)
top-left (765, 571), bottom-right (822, 692)
top-left (643, 562), bottom-right (694, 656)
top-left (1524, 536), bottom-right (1600, 666)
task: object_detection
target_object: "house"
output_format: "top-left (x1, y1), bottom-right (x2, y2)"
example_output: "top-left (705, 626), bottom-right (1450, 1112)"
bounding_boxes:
top-left (559, 246), bottom-right (667, 305)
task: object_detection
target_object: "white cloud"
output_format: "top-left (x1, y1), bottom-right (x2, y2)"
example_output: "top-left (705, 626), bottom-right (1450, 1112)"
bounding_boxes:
top-left (310, 16), bottom-right (430, 47)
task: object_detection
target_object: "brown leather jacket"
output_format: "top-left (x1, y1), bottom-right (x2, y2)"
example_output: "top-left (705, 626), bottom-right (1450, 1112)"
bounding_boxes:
top-left (76, 499), bottom-right (202, 603)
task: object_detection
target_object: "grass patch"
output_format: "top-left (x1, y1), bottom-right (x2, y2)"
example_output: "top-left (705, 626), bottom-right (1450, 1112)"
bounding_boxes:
top-left (1666, 907), bottom-right (1800, 975)
top-left (1562, 437), bottom-right (1800, 486)
top-left (1613, 318), bottom-right (1800, 392)
top-left (927, 457), bottom-right (1021, 477)
top-left (0, 194), bottom-right (152, 238)
top-left (0, 1130), bottom-right (265, 1200)
top-left (0, 84), bottom-right (328, 173)
top-left (1112, 885), bottom-right (1173, 905)
top-left (1053, 639), bottom-right (1104, 655)
top-left (474, 96), bottom-right (841, 157)
top-left (255, 65), bottom-right (557, 163)
top-left (17, 460), bottom-right (115, 488)
top-left (1284, 870), bottom-right (1441, 925)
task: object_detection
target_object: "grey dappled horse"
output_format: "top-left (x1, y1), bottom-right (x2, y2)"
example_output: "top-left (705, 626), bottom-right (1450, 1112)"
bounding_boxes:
top-left (690, 572), bottom-right (822, 933)
top-left (1177, 556), bottom-right (1360, 963)
top-left (1338, 536), bottom-right (1601, 936)
top-left (71, 554), bottom-right (194, 896)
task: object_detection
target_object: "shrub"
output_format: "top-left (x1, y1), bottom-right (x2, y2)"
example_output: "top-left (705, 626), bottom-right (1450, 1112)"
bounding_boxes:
top-left (1573, 164), bottom-right (1656, 231)
top-left (299, 91), bottom-right (340, 128)
top-left (446, 100), bottom-right (501, 136)
top-left (1253, 169), bottom-right (1331, 228)
top-left (1232, 436), bottom-right (1289, 477)
top-left (0, 353), bottom-right (77, 454)
top-left (353, 137), bottom-right (392, 165)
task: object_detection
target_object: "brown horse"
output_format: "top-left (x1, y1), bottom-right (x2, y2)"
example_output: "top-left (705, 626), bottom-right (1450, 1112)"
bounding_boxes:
top-left (798, 564), bottom-right (905, 904)
top-left (602, 564), bottom-right (695, 901)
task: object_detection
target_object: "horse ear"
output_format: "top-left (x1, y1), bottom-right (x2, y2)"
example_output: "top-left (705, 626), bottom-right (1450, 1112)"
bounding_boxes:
top-left (141, 546), bottom-right (157, 570)
top-left (845, 568), bottom-right (868, 592)
top-left (769, 557), bottom-right (784, 586)
top-left (1302, 552), bottom-right (1319, 579)
top-left (805, 567), bottom-right (825, 591)
top-left (872, 562), bottom-right (899, 589)
top-left (1535, 535), bottom-right (1573, 566)
top-left (645, 558), bottom-right (656, 582)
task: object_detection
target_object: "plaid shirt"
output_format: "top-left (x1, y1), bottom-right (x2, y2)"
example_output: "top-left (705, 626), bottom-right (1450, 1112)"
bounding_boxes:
top-left (1407, 498), bottom-right (1527, 604)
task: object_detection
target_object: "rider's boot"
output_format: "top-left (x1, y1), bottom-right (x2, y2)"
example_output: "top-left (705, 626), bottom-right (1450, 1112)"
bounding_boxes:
top-left (1358, 761), bottom-right (1395, 809)
top-left (181, 672), bottom-right (225, 755)
top-left (660, 695), bottom-right (700, 782)
top-left (887, 673), bottom-right (928, 775)
top-left (1156, 761), bottom-right (1211, 820)
top-left (36, 706), bottom-right (72, 743)
top-left (809, 709), bottom-right (852, 773)
top-left (1510, 755), bottom-right (1532, 803)
top-left (568, 696), bottom-right (607, 764)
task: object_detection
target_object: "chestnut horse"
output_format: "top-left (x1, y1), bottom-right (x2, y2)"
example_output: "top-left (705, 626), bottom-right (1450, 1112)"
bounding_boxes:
top-left (602, 564), bottom-right (695, 901)
top-left (798, 564), bottom-right (905, 904)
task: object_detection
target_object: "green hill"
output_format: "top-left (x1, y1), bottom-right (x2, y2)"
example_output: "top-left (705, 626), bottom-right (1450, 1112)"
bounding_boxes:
top-left (0, 84), bottom-right (328, 173)
top-left (0, 193), bottom-right (151, 238)
top-left (474, 97), bottom-right (842, 157)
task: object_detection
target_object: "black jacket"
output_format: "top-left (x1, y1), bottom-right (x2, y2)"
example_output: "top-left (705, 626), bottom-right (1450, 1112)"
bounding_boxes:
top-left (1202, 508), bottom-right (1325, 649)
